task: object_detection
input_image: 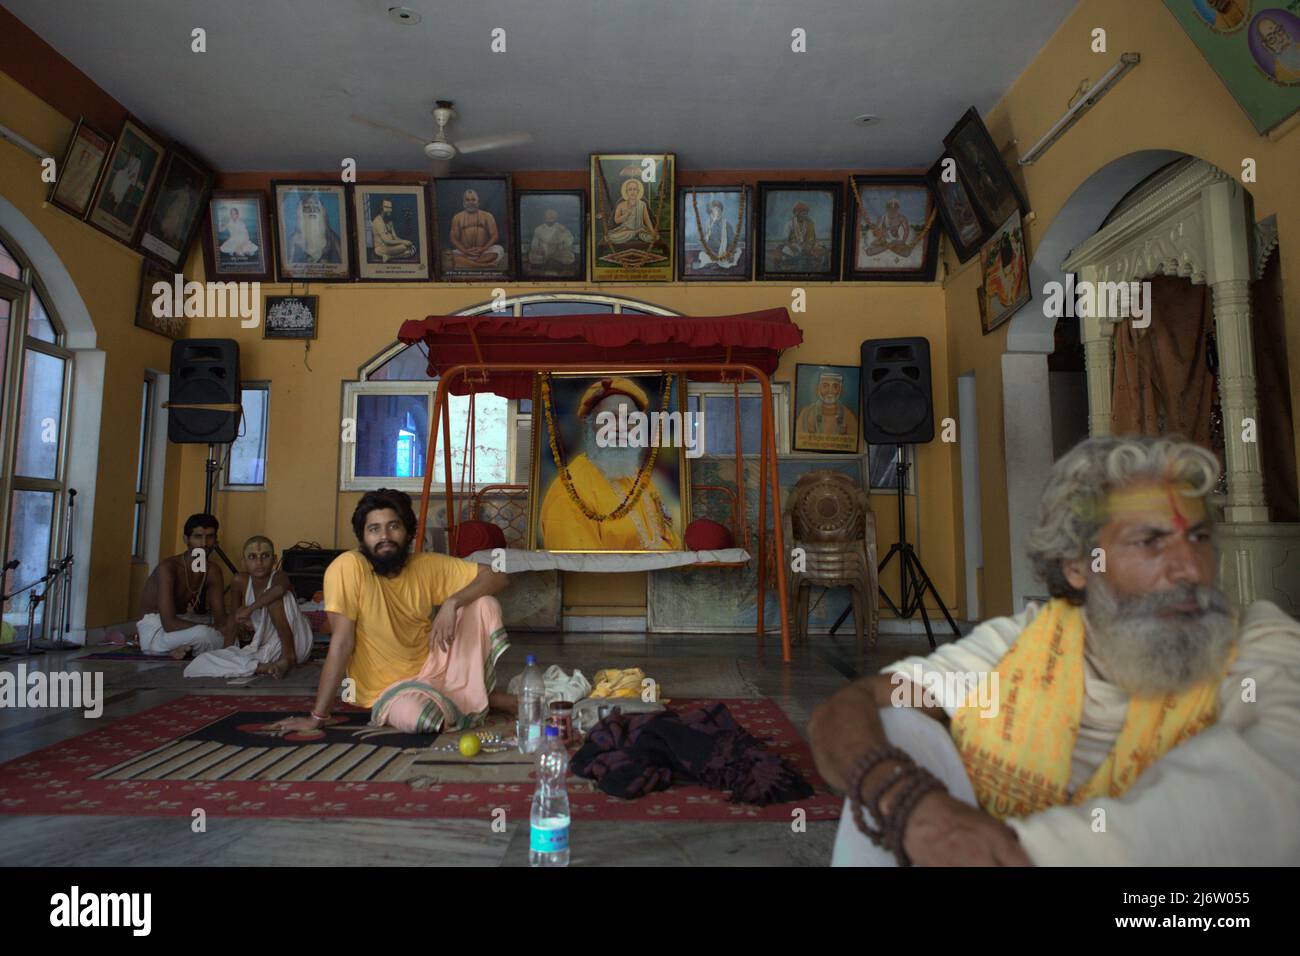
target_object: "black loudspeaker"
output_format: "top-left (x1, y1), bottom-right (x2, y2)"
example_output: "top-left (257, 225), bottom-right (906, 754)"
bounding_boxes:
top-left (168, 339), bottom-right (241, 443)
top-left (860, 337), bottom-right (934, 445)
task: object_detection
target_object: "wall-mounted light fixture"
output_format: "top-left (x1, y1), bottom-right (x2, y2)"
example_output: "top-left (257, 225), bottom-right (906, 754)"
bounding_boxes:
top-left (1018, 53), bottom-right (1141, 166)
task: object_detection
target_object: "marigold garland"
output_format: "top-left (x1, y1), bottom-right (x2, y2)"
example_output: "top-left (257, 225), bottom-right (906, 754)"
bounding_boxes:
top-left (541, 373), bottom-right (674, 523)
top-left (690, 189), bottom-right (746, 263)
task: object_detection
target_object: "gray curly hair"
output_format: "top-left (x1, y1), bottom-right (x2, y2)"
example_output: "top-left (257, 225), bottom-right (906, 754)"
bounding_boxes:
top-left (1026, 435), bottom-right (1220, 604)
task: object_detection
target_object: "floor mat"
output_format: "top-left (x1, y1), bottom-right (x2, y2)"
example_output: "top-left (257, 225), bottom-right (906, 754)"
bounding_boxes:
top-left (0, 695), bottom-right (840, 823)
top-left (76, 642), bottom-right (331, 665)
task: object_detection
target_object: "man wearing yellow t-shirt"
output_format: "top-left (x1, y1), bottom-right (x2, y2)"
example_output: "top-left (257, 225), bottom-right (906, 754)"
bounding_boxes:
top-left (274, 488), bottom-right (512, 735)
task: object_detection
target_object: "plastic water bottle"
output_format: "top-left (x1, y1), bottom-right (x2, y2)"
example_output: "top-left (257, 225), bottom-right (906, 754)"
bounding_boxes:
top-left (517, 654), bottom-right (546, 755)
top-left (530, 725), bottom-right (570, 867)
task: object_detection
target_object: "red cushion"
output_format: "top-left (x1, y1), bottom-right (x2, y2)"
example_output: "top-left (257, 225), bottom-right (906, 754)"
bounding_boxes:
top-left (684, 518), bottom-right (734, 551)
top-left (454, 520), bottom-right (507, 558)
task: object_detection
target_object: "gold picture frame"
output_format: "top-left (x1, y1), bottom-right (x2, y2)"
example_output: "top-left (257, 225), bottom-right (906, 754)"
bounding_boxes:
top-left (528, 371), bottom-right (691, 552)
top-left (589, 154), bottom-right (675, 282)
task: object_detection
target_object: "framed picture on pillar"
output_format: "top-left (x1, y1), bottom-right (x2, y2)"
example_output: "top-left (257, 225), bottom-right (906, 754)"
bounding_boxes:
top-left (977, 211), bottom-right (1031, 335)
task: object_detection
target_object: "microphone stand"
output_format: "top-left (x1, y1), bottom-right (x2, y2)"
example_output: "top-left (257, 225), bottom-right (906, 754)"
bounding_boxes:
top-left (3, 558), bottom-right (68, 656)
top-left (45, 489), bottom-right (77, 650)
top-left (0, 559), bottom-right (17, 659)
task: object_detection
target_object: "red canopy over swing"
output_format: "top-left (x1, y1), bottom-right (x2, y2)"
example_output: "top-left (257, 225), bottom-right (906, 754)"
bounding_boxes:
top-left (396, 308), bottom-right (803, 661)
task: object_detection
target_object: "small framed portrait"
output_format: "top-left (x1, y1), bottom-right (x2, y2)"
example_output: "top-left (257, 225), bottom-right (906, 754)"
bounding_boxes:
top-left (793, 364), bottom-right (861, 454)
top-left (977, 211), bottom-right (1031, 335)
top-left (754, 182), bottom-right (842, 281)
top-left (677, 185), bottom-right (752, 281)
top-left (943, 108), bottom-right (1029, 229)
top-left (431, 175), bottom-right (514, 281)
top-left (87, 117), bottom-right (167, 243)
top-left (353, 183), bottom-right (431, 281)
top-left (134, 259), bottom-right (184, 340)
top-left (516, 189), bottom-right (586, 280)
top-left (590, 154), bottom-right (675, 282)
top-left (926, 154), bottom-right (989, 264)
top-left (136, 148), bottom-right (214, 268)
top-left (48, 118), bottom-right (112, 219)
top-left (201, 191), bottom-right (272, 281)
top-left (844, 175), bottom-right (941, 281)
top-left (530, 372), bottom-right (690, 552)
top-left (263, 295), bottom-right (319, 340)
top-left (272, 181), bottom-right (354, 282)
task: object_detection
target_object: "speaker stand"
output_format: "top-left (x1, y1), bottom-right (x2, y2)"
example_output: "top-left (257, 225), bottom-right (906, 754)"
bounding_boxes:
top-left (830, 444), bottom-right (960, 650)
top-left (202, 443), bottom-right (238, 577)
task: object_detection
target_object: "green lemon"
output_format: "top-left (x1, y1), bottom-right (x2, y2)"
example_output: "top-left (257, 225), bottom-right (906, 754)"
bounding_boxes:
top-left (458, 733), bottom-right (482, 758)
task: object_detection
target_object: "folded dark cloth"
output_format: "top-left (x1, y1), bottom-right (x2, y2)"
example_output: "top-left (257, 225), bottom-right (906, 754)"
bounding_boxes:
top-left (569, 701), bottom-right (815, 805)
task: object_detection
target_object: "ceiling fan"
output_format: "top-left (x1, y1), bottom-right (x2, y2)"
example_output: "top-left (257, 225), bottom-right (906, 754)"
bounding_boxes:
top-left (349, 100), bottom-right (532, 176)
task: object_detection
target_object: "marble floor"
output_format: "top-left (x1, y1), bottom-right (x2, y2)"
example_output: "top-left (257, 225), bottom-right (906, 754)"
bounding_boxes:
top-left (0, 624), bottom-right (960, 866)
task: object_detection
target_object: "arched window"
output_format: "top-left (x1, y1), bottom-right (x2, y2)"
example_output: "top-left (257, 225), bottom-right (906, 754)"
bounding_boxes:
top-left (341, 293), bottom-right (681, 492)
top-left (0, 229), bottom-right (72, 641)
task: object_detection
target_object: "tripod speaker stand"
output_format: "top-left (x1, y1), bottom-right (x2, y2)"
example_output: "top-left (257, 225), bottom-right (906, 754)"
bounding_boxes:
top-left (830, 444), bottom-right (959, 649)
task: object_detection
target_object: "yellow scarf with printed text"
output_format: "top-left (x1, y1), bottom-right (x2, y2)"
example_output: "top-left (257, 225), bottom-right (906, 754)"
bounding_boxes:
top-left (950, 599), bottom-right (1228, 819)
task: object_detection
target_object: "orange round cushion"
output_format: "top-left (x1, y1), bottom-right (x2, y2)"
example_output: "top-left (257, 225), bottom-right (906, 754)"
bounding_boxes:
top-left (684, 518), bottom-right (734, 551)
top-left (454, 520), bottom-right (507, 558)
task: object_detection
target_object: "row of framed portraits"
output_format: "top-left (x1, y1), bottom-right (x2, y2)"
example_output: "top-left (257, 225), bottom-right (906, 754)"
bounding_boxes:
top-left (48, 115), bottom-right (214, 271)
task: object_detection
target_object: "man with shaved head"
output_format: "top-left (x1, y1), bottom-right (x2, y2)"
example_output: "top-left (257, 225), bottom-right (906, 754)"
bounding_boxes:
top-left (811, 435), bottom-right (1300, 866)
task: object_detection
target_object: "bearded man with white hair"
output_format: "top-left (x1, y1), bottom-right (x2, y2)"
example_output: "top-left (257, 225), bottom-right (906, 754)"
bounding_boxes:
top-left (288, 192), bottom-right (343, 264)
top-left (811, 435), bottom-right (1300, 866)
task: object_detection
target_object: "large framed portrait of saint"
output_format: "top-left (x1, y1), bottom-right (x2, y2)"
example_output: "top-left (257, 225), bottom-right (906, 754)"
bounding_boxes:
top-left (48, 118), bottom-right (112, 219)
top-left (272, 181), bottom-right (354, 282)
top-left (87, 117), bottom-right (167, 243)
top-left (530, 372), bottom-right (691, 552)
top-left (353, 183), bottom-right (431, 281)
top-left (136, 148), bottom-right (214, 268)
top-left (793, 364), bottom-right (861, 454)
top-left (134, 259), bottom-right (184, 340)
top-left (926, 153), bottom-right (989, 264)
top-left (201, 191), bottom-right (272, 281)
top-left (516, 189), bottom-right (586, 280)
top-left (844, 175), bottom-right (940, 281)
top-left (978, 211), bottom-right (1031, 335)
top-left (1163, 2), bottom-right (1300, 135)
top-left (590, 154), bottom-right (675, 282)
top-left (677, 185), bottom-right (752, 281)
top-left (431, 175), bottom-right (514, 281)
top-left (754, 182), bottom-right (842, 281)
top-left (942, 108), bottom-right (1029, 229)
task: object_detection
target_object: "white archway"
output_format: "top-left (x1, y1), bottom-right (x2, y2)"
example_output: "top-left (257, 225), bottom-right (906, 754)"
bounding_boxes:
top-left (0, 197), bottom-right (104, 643)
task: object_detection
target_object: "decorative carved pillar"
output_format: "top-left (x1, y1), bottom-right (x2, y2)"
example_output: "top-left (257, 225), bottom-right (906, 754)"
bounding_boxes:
top-left (1205, 178), bottom-right (1269, 524)
top-left (1077, 266), bottom-right (1114, 437)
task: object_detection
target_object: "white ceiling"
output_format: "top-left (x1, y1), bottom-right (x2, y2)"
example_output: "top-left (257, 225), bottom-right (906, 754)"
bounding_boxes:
top-left (3, 0), bottom-right (1079, 172)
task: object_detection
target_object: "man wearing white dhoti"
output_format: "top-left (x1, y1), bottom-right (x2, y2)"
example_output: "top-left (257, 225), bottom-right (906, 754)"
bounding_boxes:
top-left (184, 536), bottom-right (313, 679)
top-left (811, 435), bottom-right (1300, 866)
top-left (108, 152), bottom-right (142, 213)
top-left (219, 207), bottom-right (258, 257)
top-left (136, 514), bottom-right (229, 659)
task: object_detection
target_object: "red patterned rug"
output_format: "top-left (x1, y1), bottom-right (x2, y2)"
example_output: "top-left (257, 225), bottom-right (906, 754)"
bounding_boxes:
top-left (0, 695), bottom-right (842, 823)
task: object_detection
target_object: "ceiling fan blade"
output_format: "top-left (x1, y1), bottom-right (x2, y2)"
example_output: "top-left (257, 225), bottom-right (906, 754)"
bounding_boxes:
top-left (429, 157), bottom-right (452, 178)
top-left (454, 131), bottom-right (533, 154)
top-left (348, 112), bottom-right (428, 146)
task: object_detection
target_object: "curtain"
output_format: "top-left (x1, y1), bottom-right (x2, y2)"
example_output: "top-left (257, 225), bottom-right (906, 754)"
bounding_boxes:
top-left (1251, 250), bottom-right (1299, 522)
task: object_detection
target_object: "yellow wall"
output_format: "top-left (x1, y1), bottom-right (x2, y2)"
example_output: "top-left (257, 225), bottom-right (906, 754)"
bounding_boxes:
top-left (0, 70), bottom-right (185, 628)
top-left (944, 0), bottom-right (1300, 616)
top-left (173, 280), bottom-right (960, 621)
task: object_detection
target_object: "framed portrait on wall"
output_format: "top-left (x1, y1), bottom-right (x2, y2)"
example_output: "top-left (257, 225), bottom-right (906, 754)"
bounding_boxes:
top-left (754, 182), bottom-right (842, 281)
top-left (677, 185), bottom-right (752, 281)
top-left (431, 175), bottom-right (514, 281)
top-left (844, 175), bottom-right (940, 281)
top-left (530, 372), bottom-right (690, 552)
top-left (47, 117), bottom-right (112, 219)
top-left (942, 107), bottom-right (1029, 229)
top-left (201, 191), bottom-right (272, 281)
top-left (136, 147), bottom-right (214, 268)
top-left (353, 183), bottom-right (431, 281)
top-left (516, 189), bottom-right (586, 280)
top-left (926, 153), bottom-right (988, 263)
top-left (977, 210), bottom-right (1031, 335)
top-left (263, 295), bottom-right (319, 340)
top-left (87, 117), bottom-right (167, 243)
top-left (134, 258), bottom-right (184, 340)
top-left (590, 153), bottom-right (675, 282)
top-left (792, 363), bottom-right (861, 454)
top-left (271, 181), bottom-right (354, 281)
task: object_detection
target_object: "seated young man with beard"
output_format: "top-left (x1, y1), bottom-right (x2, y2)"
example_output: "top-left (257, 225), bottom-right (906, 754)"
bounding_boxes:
top-left (811, 435), bottom-right (1300, 866)
top-left (274, 489), bottom-right (513, 735)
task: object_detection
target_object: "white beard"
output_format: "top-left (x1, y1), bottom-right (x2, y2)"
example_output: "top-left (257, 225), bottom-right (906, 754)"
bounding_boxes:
top-left (300, 212), bottom-right (329, 259)
top-left (585, 419), bottom-right (644, 482)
